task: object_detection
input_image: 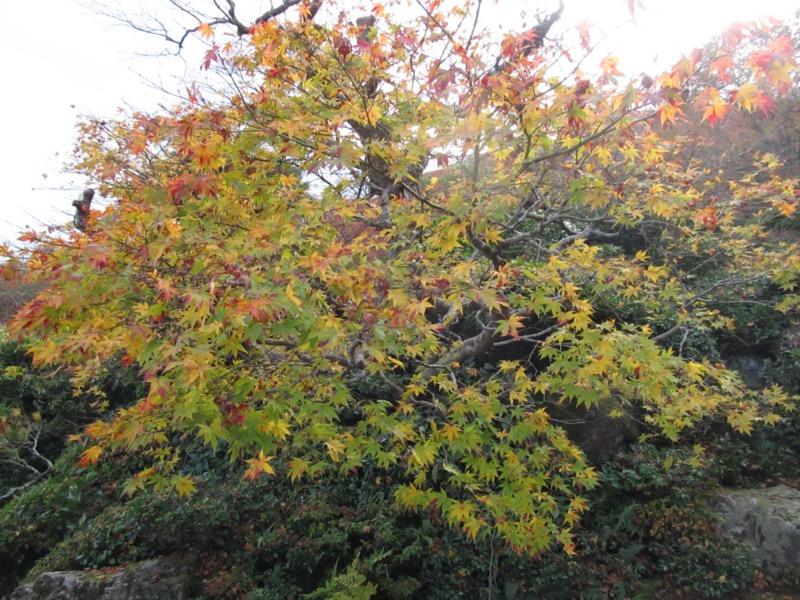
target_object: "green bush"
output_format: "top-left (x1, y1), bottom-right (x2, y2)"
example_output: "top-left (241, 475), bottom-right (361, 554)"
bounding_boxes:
top-left (0, 446), bottom-right (116, 596)
top-left (0, 337), bottom-right (145, 494)
top-left (0, 438), bottom-right (777, 600)
top-left (0, 334), bottom-right (146, 595)
top-left (15, 455), bottom-right (506, 599)
top-left (584, 445), bottom-right (755, 598)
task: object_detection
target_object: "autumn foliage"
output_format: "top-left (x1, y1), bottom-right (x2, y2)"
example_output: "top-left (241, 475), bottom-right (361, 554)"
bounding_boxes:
top-left (3, 0), bottom-right (799, 554)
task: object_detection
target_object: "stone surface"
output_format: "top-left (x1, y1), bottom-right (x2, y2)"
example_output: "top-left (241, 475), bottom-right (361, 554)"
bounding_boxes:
top-left (10, 558), bottom-right (197, 600)
top-left (724, 354), bottom-right (767, 389)
top-left (577, 411), bottom-right (632, 463)
top-left (712, 484), bottom-right (800, 575)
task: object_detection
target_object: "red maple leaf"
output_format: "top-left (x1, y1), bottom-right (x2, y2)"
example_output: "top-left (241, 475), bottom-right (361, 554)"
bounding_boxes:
top-left (203, 45), bottom-right (219, 70)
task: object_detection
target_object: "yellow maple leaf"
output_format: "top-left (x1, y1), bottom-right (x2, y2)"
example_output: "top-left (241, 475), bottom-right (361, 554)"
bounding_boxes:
top-left (163, 218), bottom-right (182, 238)
top-left (734, 83), bottom-right (759, 112)
top-left (244, 450), bottom-right (276, 480)
top-left (285, 283), bottom-right (303, 307)
top-left (174, 476), bottom-right (196, 497)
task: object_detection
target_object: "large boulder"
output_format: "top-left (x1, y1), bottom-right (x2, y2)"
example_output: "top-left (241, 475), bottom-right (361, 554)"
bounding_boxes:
top-left (11, 557), bottom-right (197, 600)
top-left (712, 484), bottom-right (800, 575)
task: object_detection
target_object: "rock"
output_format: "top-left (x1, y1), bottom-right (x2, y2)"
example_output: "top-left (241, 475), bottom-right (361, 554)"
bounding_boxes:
top-left (724, 354), bottom-right (767, 389)
top-left (577, 411), bottom-right (632, 463)
top-left (10, 558), bottom-right (197, 600)
top-left (712, 484), bottom-right (800, 575)
top-left (11, 571), bottom-right (110, 600)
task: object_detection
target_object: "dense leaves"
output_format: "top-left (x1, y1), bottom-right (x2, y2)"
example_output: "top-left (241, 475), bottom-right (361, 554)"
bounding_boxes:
top-left (3, 0), bottom-right (799, 554)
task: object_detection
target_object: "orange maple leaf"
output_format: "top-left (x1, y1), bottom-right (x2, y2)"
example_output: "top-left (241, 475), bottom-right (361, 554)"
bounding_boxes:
top-left (197, 23), bottom-right (214, 40)
top-left (244, 450), bottom-right (275, 480)
top-left (702, 101), bottom-right (729, 126)
top-left (78, 446), bottom-right (104, 467)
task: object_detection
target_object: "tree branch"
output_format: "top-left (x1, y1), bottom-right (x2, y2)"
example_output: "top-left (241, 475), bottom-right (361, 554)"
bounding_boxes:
top-left (421, 323), bottom-right (497, 380)
top-left (253, 0), bottom-right (322, 27)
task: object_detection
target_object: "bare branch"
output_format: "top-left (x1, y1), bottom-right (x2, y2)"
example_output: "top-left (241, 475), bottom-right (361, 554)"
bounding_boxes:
top-left (254, 0), bottom-right (323, 27)
top-left (487, 0), bottom-right (565, 75)
top-left (0, 422), bottom-right (53, 503)
top-left (651, 324), bottom-right (689, 342)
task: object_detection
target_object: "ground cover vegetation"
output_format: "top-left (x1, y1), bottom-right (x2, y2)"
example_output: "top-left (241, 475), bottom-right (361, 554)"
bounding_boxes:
top-left (1, 0), bottom-right (800, 597)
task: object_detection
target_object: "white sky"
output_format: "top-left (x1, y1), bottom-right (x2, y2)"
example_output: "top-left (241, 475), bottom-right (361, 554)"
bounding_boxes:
top-left (0, 0), bottom-right (797, 245)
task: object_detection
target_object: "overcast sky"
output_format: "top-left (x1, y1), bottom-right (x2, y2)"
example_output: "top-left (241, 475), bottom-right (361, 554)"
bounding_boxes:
top-left (0, 0), bottom-right (797, 245)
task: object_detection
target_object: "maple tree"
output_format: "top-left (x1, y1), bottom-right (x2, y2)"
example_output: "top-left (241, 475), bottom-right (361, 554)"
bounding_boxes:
top-left (3, 0), bottom-right (799, 554)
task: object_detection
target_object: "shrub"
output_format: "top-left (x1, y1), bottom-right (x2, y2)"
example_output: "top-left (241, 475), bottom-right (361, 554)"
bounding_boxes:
top-left (0, 446), bottom-right (115, 596)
